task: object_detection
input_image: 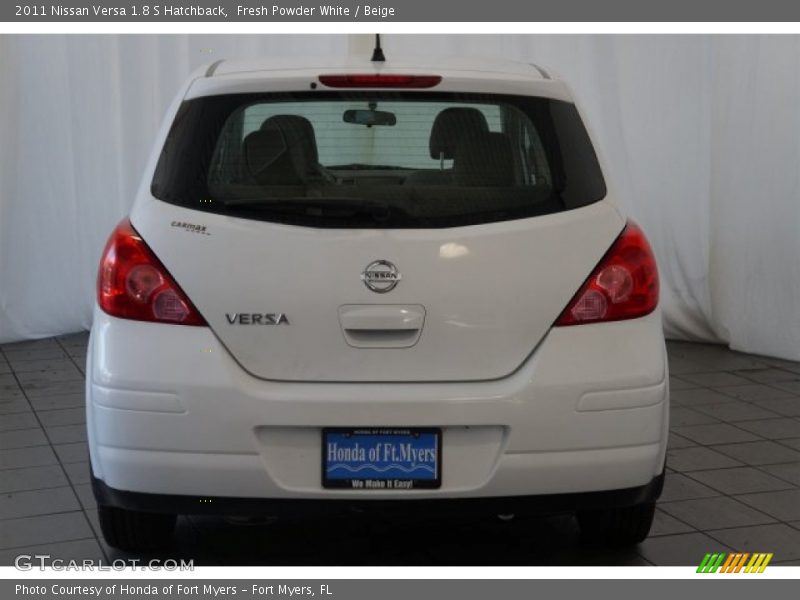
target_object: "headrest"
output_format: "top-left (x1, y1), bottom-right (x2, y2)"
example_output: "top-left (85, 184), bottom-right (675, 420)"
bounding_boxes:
top-left (261, 114), bottom-right (319, 173)
top-left (429, 108), bottom-right (489, 160)
top-left (242, 129), bottom-right (302, 185)
top-left (453, 132), bottom-right (516, 187)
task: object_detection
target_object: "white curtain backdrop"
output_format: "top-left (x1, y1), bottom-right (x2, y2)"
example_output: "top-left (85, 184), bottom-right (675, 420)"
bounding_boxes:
top-left (1, 34), bottom-right (799, 360)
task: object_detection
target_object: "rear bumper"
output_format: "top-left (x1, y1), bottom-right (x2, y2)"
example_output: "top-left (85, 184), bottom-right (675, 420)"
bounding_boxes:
top-left (87, 307), bottom-right (669, 502)
top-left (93, 470), bottom-right (665, 517)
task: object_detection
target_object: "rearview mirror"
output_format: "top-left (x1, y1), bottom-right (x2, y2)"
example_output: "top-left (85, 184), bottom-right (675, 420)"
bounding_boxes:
top-left (343, 109), bottom-right (397, 127)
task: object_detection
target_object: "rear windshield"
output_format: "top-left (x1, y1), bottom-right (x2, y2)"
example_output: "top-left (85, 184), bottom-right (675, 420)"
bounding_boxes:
top-left (152, 92), bottom-right (606, 228)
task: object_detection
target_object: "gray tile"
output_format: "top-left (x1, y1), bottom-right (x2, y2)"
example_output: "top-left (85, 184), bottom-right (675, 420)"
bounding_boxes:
top-left (665, 340), bottom-right (702, 355)
top-left (0, 412), bottom-right (38, 432)
top-left (716, 384), bottom-right (797, 403)
top-left (737, 489), bottom-right (800, 521)
top-left (637, 532), bottom-right (732, 566)
top-left (0, 511), bottom-right (93, 550)
top-left (1, 382), bottom-right (19, 393)
top-left (44, 424), bottom-right (87, 445)
top-left (36, 407), bottom-right (85, 427)
top-left (735, 419), bottom-right (800, 440)
top-left (759, 356), bottom-right (800, 371)
top-left (668, 433), bottom-right (697, 449)
top-left (0, 381), bottom-right (22, 394)
top-left (73, 483), bottom-right (96, 510)
top-left (670, 407), bottom-right (719, 427)
top-left (779, 438), bottom-right (800, 452)
top-left (29, 393), bottom-right (84, 412)
top-left (714, 441), bottom-right (800, 466)
top-left (0, 465), bottom-right (67, 494)
top-left (0, 399), bottom-right (28, 416)
top-left (761, 463), bottom-right (800, 487)
top-left (23, 381), bottom-right (84, 399)
top-left (4, 347), bottom-right (68, 363)
top-left (84, 508), bottom-right (101, 539)
top-left (63, 462), bottom-right (90, 486)
top-left (666, 447), bottom-right (744, 472)
top-left (0, 397), bottom-right (25, 411)
top-left (748, 398), bottom-right (800, 417)
top-left (0, 446), bottom-right (57, 470)
top-left (0, 398), bottom-right (26, 413)
top-left (0, 538), bottom-right (105, 566)
top-left (669, 376), bottom-right (701, 391)
top-left (771, 381), bottom-right (800, 395)
top-left (707, 523), bottom-right (800, 561)
top-left (56, 332), bottom-right (90, 347)
top-left (16, 368), bottom-right (83, 386)
top-left (659, 473), bottom-right (720, 502)
top-left (53, 442), bottom-right (88, 464)
top-left (681, 372), bottom-right (753, 388)
top-left (737, 369), bottom-right (800, 384)
top-left (0, 486), bottom-right (80, 520)
top-left (649, 509), bottom-right (695, 536)
top-left (0, 428), bottom-right (48, 450)
top-left (1, 339), bottom-right (59, 351)
top-left (67, 348), bottom-right (87, 361)
top-left (687, 467), bottom-right (795, 495)
top-left (660, 497), bottom-right (775, 530)
top-left (10, 359), bottom-right (81, 374)
top-left (671, 423), bottom-right (761, 445)
top-left (671, 388), bottom-right (740, 407)
top-left (694, 355), bottom-right (771, 371)
top-left (693, 401), bottom-right (780, 423)
top-left (667, 357), bottom-right (713, 376)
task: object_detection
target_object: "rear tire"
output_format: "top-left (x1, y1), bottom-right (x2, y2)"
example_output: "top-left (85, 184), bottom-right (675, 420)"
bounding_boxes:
top-left (98, 505), bottom-right (176, 552)
top-left (576, 502), bottom-right (655, 546)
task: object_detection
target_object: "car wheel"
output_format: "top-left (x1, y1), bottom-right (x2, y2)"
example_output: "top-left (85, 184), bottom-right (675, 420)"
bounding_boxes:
top-left (576, 502), bottom-right (656, 546)
top-left (98, 505), bottom-right (176, 552)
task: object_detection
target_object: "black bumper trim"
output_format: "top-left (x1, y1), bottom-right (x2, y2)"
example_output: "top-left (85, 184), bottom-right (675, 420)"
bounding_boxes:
top-left (92, 470), bottom-right (664, 518)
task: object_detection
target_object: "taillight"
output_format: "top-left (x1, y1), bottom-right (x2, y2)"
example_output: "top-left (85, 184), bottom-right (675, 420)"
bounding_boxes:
top-left (555, 221), bottom-right (659, 326)
top-left (318, 74), bottom-right (442, 88)
top-left (97, 219), bottom-right (207, 326)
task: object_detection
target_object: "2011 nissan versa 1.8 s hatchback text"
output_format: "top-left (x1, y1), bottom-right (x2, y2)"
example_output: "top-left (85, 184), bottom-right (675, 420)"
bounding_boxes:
top-left (88, 56), bottom-right (668, 552)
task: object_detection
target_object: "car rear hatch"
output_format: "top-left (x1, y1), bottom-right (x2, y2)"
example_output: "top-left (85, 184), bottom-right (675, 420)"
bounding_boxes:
top-left (134, 84), bottom-right (623, 382)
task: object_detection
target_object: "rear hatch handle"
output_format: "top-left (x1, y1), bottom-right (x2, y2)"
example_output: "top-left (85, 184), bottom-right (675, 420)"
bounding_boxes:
top-left (338, 305), bottom-right (426, 348)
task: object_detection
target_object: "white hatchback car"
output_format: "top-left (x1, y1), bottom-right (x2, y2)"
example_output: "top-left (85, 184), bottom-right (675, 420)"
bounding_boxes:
top-left (88, 55), bottom-right (668, 552)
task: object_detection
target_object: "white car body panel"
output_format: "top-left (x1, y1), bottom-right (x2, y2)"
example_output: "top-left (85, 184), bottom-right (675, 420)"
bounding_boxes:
top-left (132, 198), bottom-right (624, 382)
top-left (88, 307), bottom-right (667, 499)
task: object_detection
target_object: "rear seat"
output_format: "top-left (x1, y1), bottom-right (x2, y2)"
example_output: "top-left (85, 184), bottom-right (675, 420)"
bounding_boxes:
top-left (453, 131), bottom-right (516, 187)
top-left (405, 107), bottom-right (489, 185)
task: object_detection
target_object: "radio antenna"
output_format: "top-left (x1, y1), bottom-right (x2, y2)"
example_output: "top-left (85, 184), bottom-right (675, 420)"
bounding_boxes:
top-left (371, 34), bottom-right (386, 62)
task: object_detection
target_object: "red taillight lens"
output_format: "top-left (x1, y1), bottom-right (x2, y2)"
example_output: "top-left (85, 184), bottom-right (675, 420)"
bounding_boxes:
top-left (318, 74), bottom-right (442, 88)
top-left (555, 221), bottom-right (659, 326)
top-left (97, 219), bottom-right (207, 326)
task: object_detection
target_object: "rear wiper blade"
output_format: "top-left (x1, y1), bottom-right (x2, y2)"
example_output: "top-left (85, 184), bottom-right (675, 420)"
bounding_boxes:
top-left (221, 197), bottom-right (396, 220)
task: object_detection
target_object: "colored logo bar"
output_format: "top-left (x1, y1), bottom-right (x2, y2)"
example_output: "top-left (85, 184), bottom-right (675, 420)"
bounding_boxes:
top-left (697, 552), bottom-right (773, 573)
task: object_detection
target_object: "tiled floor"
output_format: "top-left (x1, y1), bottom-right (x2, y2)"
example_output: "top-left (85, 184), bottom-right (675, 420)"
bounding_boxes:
top-left (2, 335), bottom-right (800, 565)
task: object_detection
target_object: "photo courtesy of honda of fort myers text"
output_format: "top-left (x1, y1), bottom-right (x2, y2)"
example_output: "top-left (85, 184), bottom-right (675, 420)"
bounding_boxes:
top-left (1, 0), bottom-right (800, 595)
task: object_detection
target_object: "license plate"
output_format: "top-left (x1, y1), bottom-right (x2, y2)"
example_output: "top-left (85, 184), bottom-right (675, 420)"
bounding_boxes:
top-left (322, 428), bottom-right (441, 490)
